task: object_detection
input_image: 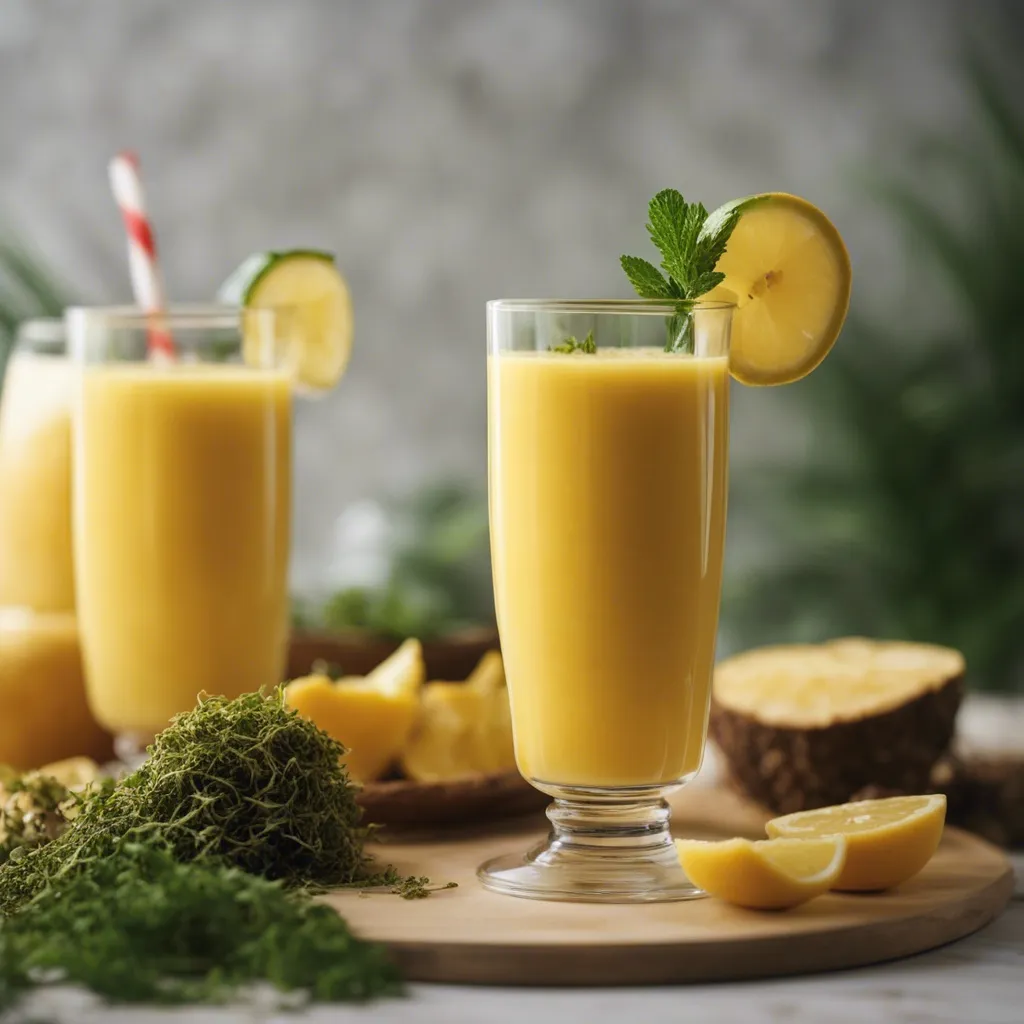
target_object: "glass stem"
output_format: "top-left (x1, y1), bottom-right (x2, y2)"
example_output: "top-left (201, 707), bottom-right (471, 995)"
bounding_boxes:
top-left (534, 795), bottom-right (678, 864)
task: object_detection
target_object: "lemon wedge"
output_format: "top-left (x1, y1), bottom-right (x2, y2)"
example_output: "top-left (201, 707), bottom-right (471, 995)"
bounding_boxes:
top-left (704, 193), bottom-right (851, 385)
top-left (675, 836), bottom-right (846, 910)
top-left (219, 249), bottom-right (353, 393)
top-left (766, 794), bottom-right (946, 892)
top-left (284, 638), bottom-right (424, 784)
top-left (401, 650), bottom-right (516, 782)
top-left (35, 756), bottom-right (103, 790)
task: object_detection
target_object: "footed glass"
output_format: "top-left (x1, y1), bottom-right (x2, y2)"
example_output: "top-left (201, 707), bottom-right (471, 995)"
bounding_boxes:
top-left (481, 299), bottom-right (733, 902)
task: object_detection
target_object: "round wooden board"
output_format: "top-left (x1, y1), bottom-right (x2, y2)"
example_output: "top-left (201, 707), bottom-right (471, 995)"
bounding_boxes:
top-left (325, 786), bottom-right (1015, 986)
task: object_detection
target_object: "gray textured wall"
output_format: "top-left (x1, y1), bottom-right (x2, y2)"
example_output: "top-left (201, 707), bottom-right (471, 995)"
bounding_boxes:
top-left (1, 0), bottom-right (1019, 590)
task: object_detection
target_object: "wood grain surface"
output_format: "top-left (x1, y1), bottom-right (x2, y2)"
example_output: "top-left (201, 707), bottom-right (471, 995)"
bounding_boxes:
top-left (326, 786), bottom-right (1014, 986)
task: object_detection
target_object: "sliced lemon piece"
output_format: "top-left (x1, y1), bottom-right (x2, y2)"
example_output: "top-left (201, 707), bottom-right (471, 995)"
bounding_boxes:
top-left (766, 794), bottom-right (946, 892)
top-left (675, 836), bottom-right (846, 910)
top-left (704, 193), bottom-right (851, 385)
top-left (401, 650), bottom-right (516, 782)
top-left (284, 638), bottom-right (424, 784)
top-left (219, 249), bottom-right (353, 393)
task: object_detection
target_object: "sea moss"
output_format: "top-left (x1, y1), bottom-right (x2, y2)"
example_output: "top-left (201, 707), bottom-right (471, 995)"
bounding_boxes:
top-left (0, 688), bottom-right (390, 916)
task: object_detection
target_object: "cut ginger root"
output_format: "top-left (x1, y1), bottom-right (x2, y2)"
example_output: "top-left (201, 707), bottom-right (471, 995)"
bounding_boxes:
top-left (401, 651), bottom-right (516, 783)
top-left (710, 638), bottom-right (964, 814)
top-left (284, 638), bottom-right (424, 784)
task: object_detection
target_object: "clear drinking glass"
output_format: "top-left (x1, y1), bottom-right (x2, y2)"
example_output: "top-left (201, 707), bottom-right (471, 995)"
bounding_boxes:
top-left (67, 306), bottom-right (293, 762)
top-left (481, 299), bottom-right (733, 902)
top-left (0, 319), bottom-right (76, 612)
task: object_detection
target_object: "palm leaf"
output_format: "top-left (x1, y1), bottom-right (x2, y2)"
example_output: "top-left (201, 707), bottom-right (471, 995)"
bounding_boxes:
top-left (0, 231), bottom-right (73, 388)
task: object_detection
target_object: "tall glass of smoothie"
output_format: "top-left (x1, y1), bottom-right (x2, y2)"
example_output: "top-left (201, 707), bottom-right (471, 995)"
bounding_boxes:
top-left (481, 299), bottom-right (733, 902)
top-left (67, 306), bottom-right (292, 760)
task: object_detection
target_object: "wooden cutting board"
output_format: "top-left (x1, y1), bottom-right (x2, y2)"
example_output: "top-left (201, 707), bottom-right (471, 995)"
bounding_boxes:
top-left (325, 786), bottom-right (1014, 985)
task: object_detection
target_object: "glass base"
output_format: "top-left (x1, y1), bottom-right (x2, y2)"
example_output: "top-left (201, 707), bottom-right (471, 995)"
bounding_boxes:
top-left (478, 784), bottom-right (705, 903)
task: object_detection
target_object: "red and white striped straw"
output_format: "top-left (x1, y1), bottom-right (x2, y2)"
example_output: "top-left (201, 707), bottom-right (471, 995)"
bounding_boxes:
top-left (108, 150), bottom-right (175, 359)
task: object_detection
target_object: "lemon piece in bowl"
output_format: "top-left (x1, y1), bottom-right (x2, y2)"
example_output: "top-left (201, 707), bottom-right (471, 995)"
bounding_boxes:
top-left (285, 638), bottom-right (424, 784)
top-left (401, 651), bottom-right (516, 783)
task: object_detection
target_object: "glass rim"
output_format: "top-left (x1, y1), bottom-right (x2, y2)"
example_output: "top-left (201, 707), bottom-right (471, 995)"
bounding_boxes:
top-left (487, 298), bottom-right (737, 315)
top-left (15, 317), bottom-right (65, 345)
top-left (64, 303), bottom-right (273, 331)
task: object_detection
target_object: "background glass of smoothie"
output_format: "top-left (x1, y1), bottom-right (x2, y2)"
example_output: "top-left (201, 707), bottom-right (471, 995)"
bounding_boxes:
top-left (67, 306), bottom-right (292, 761)
top-left (0, 319), bottom-right (113, 769)
top-left (481, 298), bottom-right (733, 902)
top-left (0, 319), bottom-right (76, 613)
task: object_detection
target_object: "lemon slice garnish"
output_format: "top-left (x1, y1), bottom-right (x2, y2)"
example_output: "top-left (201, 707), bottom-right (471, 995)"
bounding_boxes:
top-left (219, 249), bottom-right (353, 393)
top-left (704, 193), bottom-right (851, 385)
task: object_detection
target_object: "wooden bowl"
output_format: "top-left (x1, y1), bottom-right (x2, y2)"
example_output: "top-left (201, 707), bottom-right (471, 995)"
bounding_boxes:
top-left (286, 628), bottom-right (549, 830)
top-left (357, 771), bottom-right (549, 831)
top-left (287, 627), bottom-right (499, 680)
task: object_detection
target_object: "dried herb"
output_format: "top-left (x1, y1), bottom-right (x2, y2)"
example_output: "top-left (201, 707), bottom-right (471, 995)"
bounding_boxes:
top-left (362, 874), bottom-right (459, 900)
top-left (0, 688), bottom-right (396, 916)
top-left (0, 772), bottom-right (78, 866)
top-left (549, 330), bottom-right (596, 354)
top-left (0, 838), bottom-right (402, 1009)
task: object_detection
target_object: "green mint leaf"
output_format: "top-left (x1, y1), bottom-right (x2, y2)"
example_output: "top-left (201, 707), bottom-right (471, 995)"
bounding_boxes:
top-left (619, 255), bottom-right (672, 298)
top-left (697, 207), bottom-right (742, 278)
top-left (646, 189), bottom-right (690, 281)
top-left (690, 269), bottom-right (726, 297)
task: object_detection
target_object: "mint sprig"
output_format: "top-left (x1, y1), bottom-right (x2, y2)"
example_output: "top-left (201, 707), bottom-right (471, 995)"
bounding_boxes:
top-left (621, 189), bottom-right (739, 352)
top-left (621, 189), bottom-right (739, 302)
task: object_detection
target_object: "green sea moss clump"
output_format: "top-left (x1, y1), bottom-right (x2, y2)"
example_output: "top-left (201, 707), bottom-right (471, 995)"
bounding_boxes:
top-left (0, 688), bottom-right (391, 916)
top-left (0, 839), bottom-right (403, 1008)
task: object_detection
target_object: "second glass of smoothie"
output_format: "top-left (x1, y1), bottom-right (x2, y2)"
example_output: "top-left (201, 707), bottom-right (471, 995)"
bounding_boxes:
top-left (482, 298), bottom-right (733, 902)
top-left (67, 306), bottom-right (292, 760)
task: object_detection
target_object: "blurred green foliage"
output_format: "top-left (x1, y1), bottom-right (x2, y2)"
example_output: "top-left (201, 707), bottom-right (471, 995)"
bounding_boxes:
top-left (725, 53), bottom-right (1024, 692)
top-left (293, 482), bottom-right (494, 639)
top-left (0, 232), bottom-right (72, 387)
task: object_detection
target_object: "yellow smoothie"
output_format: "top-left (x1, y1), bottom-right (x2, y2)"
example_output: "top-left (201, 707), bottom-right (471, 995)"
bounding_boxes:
top-left (489, 349), bottom-right (729, 789)
top-left (74, 364), bottom-right (292, 735)
top-left (0, 610), bottom-right (112, 769)
top-left (0, 352), bottom-right (76, 611)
